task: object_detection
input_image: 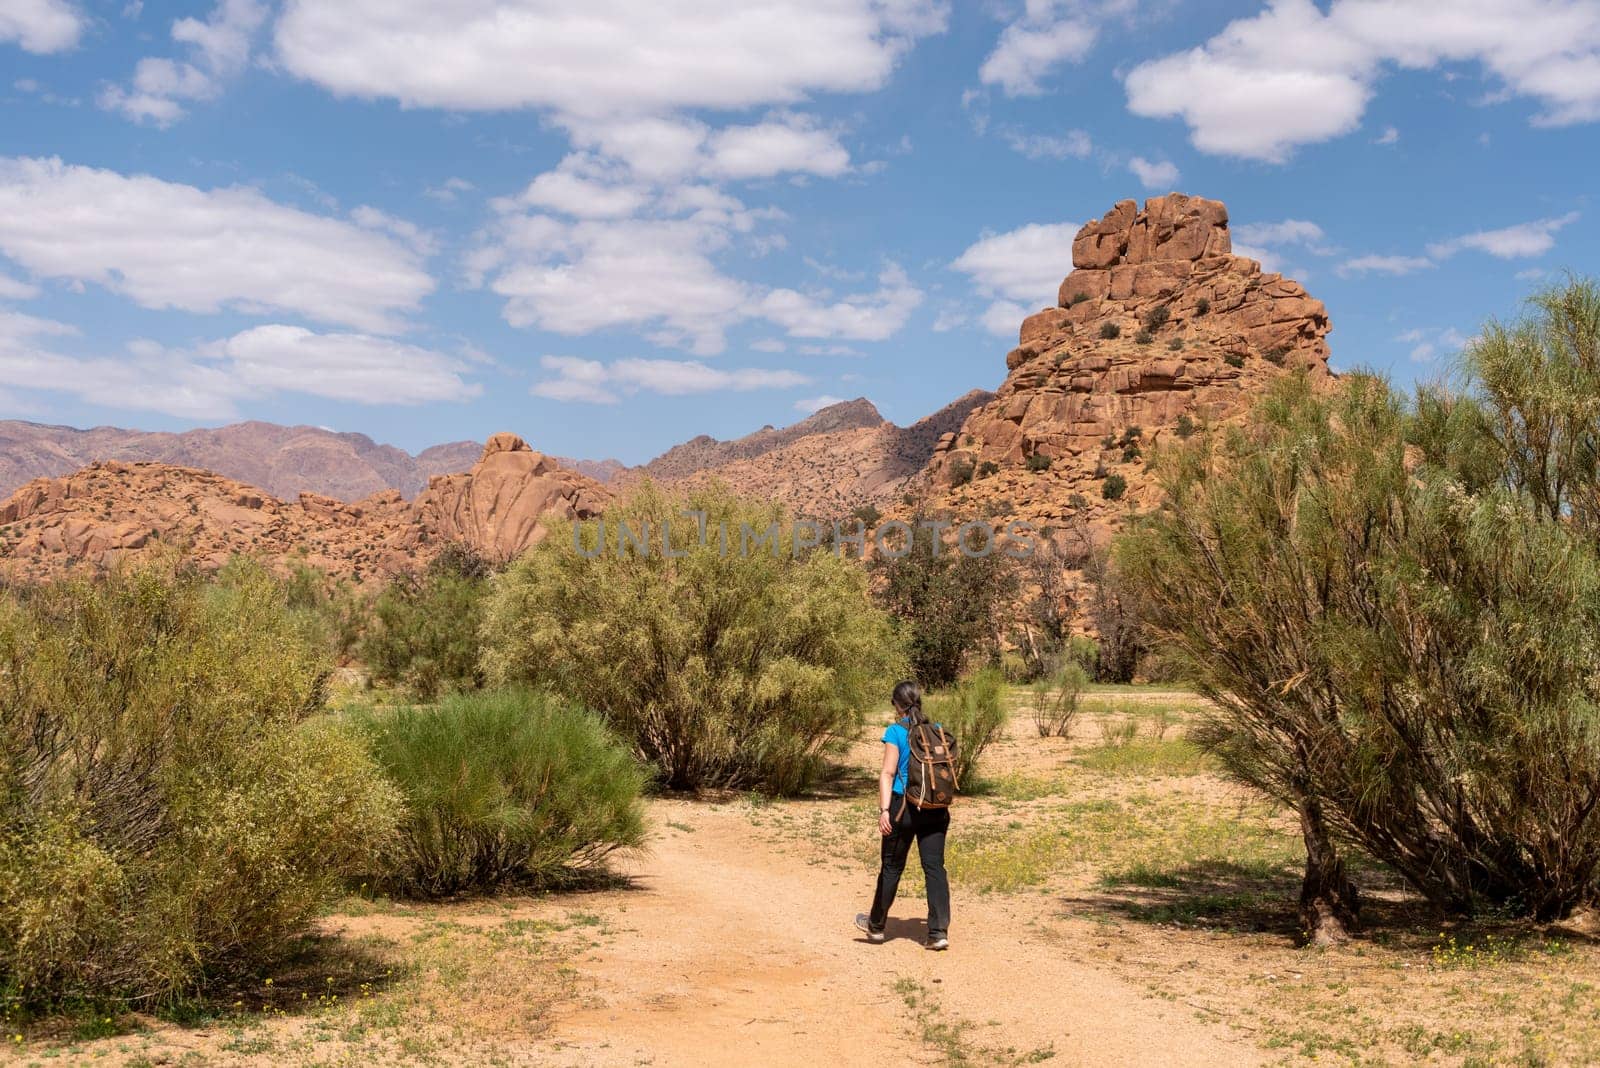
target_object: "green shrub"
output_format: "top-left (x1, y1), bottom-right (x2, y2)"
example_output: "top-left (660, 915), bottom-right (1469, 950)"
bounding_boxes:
top-left (927, 667), bottom-right (1008, 783)
top-left (1134, 329), bottom-right (1153, 345)
top-left (948, 457), bottom-right (976, 487)
top-left (278, 562), bottom-right (366, 662)
top-left (870, 516), bottom-right (1018, 689)
top-left (1224, 352), bottom-right (1245, 368)
top-left (360, 545), bottom-right (491, 698)
top-left (1031, 660), bottom-right (1087, 737)
top-left (1175, 414), bottom-right (1196, 439)
top-left (483, 483), bottom-right (902, 794)
top-left (1025, 453), bottom-right (1052, 472)
top-left (1070, 292), bottom-right (1091, 305)
top-left (1120, 287), bottom-right (1600, 935)
top-left (1101, 473), bottom-right (1128, 500)
top-left (1167, 338), bottom-right (1184, 351)
top-left (998, 651), bottom-right (1033, 683)
top-left (1066, 633), bottom-right (1101, 674)
top-left (1194, 297), bottom-right (1210, 316)
top-left (0, 558), bottom-right (399, 1007)
top-left (355, 690), bottom-right (646, 897)
top-left (977, 460), bottom-right (1000, 478)
top-left (1144, 305), bottom-right (1171, 332)
top-left (1099, 322), bottom-right (1122, 340)
top-left (1263, 345), bottom-right (1289, 365)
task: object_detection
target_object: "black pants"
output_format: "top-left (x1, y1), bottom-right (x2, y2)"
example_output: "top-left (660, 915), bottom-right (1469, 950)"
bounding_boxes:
top-left (868, 795), bottom-right (951, 938)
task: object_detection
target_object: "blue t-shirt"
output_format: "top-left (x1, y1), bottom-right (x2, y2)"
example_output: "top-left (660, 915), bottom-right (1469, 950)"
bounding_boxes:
top-left (882, 719), bottom-right (912, 794)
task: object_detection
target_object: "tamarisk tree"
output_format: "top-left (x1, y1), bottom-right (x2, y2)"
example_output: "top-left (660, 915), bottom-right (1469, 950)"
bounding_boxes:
top-left (1119, 279), bottom-right (1600, 941)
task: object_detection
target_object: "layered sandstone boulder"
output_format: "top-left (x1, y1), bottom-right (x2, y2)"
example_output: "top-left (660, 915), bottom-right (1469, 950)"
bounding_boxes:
top-left (923, 192), bottom-right (1332, 533)
top-left (404, 433), bottom-right (608, 562)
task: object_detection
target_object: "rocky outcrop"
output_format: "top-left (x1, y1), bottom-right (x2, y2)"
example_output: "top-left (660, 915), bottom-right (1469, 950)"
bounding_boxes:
top-left (635, 393), bottom-right (993, 518)
top-left (0, 460), bottom-right (414, 582)
top-left (406, 434), bottom-right (608, 562)
top-left (922, 193), bottom-right (1332, 534)
top-left (0, 434), bottom-right (610, 583)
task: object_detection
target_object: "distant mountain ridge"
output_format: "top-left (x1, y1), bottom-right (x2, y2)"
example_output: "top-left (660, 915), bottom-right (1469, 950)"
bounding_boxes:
top-left (0, 420), bottom-right (627, 503)
top-left (633, 397), bottom-right (889, 482)
top-left (0, 395), bottom-right (964, 513)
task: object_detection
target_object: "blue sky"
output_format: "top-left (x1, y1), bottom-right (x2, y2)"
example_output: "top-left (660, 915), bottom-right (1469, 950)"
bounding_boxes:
top-left (1, 0), bottom-right (1597, 465)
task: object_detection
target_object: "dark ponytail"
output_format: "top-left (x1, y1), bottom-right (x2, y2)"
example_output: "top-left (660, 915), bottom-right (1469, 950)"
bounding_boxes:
top-left (891, 680), bottom-right (924, 725)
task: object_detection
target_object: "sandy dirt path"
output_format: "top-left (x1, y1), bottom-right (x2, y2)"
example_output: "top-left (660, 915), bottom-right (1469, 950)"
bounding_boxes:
top-left (539, 793), bottom-right (1264, 1067)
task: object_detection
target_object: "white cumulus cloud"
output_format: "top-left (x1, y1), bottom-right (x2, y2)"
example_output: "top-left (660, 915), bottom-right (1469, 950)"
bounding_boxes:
top-left (216, 325), bottom-right (480, 405)
top-left (950, 221), bottom-right (1080, 305)
top-left (759, 264), bottom-right (923, 341)
top-left (1127, 156), bottom-right (1180, 190)
top-left (1001, 128), bottom-right (1094, 160)
top-left (0, 157), bottom-right (435, 333)
top-left (706, 116), bottom-right (853, 179)
top-left (100, 0), bottom-right (268, 125)
top-left (1427, 211), bottom-right (1580, 259)
top-left (1234, 219), bottom-right (1327, 248)
top-left (1337, 254), bottom-right (1435, 277)
top-left (1126, 0), bottom-right (1600, 162)
top-left (980, 19), bottom-right (1098, 96)
top-left (0, 0), bottom-right (85, 54)
top-left (531, 354), bottom-right (809, 404)
top-left (0, 317), bottom-right (478, 419)
top-left (274, 0), bottom-right (947, 115)
top-left (0, 272), bottom-right (40, 301)
top-left (476, 177), bottom-right (921, 354)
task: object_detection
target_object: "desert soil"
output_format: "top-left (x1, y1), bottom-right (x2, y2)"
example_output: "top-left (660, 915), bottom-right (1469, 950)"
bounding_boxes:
top-left (531, 790), bottom-right (1259, 1066)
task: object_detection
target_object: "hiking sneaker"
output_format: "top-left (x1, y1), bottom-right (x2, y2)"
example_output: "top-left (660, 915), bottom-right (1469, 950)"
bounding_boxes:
top-left (925, 934), bottom-right (949, 951)
top-left (854, 914), bottom-right (886, 943)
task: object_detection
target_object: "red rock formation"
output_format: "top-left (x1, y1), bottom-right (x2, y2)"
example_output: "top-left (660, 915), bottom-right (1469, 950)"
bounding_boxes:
top-left (921, 192), bottom-right (1332, 534)
top-left (0, 434), bottom-right (609, 583)
top-left (405, 433), bottom-right (608, 562)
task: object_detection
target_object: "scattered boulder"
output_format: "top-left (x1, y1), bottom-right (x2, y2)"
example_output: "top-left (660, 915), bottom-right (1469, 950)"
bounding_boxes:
top-left (405, 434), bottom-right (608, 563)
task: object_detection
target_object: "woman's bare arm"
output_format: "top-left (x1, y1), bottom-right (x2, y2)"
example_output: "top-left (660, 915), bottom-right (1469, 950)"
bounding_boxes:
top-left (878, 742), bottom-right (897, 835)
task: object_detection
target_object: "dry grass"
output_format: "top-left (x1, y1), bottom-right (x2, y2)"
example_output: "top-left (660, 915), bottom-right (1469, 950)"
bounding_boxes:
top-left (0, 904), bottom-right (611, 1066)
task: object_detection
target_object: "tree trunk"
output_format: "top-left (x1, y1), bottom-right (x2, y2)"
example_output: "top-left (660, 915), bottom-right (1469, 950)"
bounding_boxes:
top-left (1298, 792), bottom-right (1361, 945)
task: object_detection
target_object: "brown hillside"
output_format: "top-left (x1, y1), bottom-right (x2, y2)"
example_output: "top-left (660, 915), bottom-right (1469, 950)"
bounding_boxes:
top-left (632, 397), bottom-right (889, 483)
top-left (660, 390), bottom-right (994, 518)
top-left (0, 434), bottom-right (606, 584)
top-left (918, 192), bottom-right (1333, 541)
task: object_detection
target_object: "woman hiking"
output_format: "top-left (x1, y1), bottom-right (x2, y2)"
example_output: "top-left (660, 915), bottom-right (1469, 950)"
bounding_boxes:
top-left (855, 680), bottom-right (951, 950)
